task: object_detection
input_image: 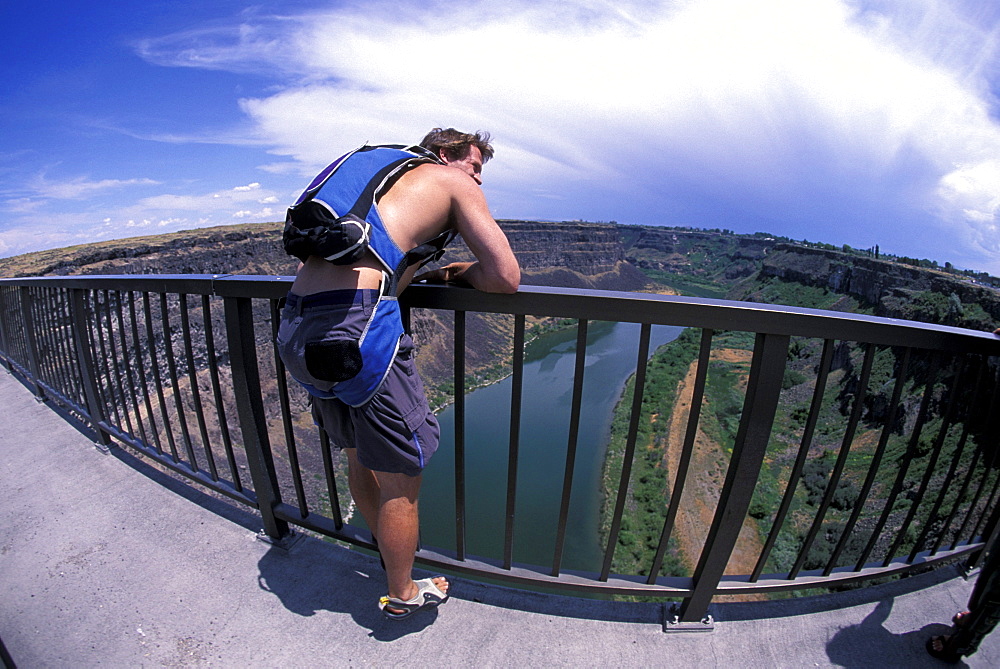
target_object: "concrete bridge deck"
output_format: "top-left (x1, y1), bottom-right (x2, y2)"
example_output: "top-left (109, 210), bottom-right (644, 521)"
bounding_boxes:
top-left (1, 368), bottom-right (998, 668)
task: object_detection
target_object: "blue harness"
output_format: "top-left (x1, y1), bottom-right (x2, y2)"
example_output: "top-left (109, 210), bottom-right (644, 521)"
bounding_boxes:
top-left (283, 144), bottom-right (456, 406)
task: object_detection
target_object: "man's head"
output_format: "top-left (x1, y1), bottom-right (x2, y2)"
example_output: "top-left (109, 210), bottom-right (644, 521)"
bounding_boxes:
top-left (420, 128), bottom-right (493, 185)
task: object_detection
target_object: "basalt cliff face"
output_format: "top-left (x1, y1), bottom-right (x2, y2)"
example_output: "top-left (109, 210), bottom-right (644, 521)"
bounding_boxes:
top-left (760, 244), bottom-right (1000, 322)
top-left (0, 220), bottom-right (648, 293)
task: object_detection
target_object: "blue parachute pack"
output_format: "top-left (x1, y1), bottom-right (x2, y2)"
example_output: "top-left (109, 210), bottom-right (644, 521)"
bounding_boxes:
top-left (281, 144), bottom-right (457, 406)
top-left (283, 143), bottom-right (456, 293)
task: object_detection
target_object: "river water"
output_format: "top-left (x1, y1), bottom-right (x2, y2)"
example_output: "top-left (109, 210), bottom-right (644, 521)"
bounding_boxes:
top-left (419, 320), bottom-right (683, 572)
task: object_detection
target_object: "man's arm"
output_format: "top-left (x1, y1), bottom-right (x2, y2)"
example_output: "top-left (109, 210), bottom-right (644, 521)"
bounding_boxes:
top-left (423, 170), bottom-right (520, 293)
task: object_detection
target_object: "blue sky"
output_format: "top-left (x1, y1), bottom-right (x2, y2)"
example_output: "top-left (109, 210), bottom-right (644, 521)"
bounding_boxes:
top-left (3, 0), bottom-right (1000, 274)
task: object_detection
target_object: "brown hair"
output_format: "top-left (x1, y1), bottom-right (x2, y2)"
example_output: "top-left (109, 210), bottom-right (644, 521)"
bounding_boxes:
top-left (419, 127), bottom-right (494, 164)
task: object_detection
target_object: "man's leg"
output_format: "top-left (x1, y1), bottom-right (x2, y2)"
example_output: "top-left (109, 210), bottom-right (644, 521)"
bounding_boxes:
top-left (345, 450), bottom-right (448, 605)
top-left (345, 448), bottom-right (381, 538)
top-left (374, 469), bottom-right (449, 604)
top-left (375, 469), bottom-right (423, 600)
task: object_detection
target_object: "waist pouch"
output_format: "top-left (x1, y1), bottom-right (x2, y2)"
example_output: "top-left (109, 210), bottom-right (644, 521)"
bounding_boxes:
top-left (276, 289), bottom-right (404, 407)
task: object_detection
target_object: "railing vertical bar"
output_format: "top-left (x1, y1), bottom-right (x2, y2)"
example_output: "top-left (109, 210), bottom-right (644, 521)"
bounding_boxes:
top-left (0, 286), bottom-right (16, 372)
top-left (679, 332), bottom-right (789, 622)
top-left (53, 287), bottom-right (75, 398)
top-left (180, 294), bottom-right (218, 479)
top-left (271, 298), bottom-right (307, 514)
top-left (202, 295), bottom-right (241, 491)
top-left (318, 428), bottom-right (344, 530)
top-left (969, 502), bottom-right (1000, 570)
top-left (69, 288), bottom-right (111, 447)
top-left (600, 323), bottom-right (652, 582)
top-left (114, 289), bottom-right (150, 449)
top-left (551, 318), bottom-right (589, 576)
top-left (10, 287), bottom-right (31, 371)
top-left (223, 295), bottom-right (289, 540)
top-left (886, 355), bottom-right (966, 566)
top-left (824, 345), bottom-right (912, 574)
top-left (33, 287), bottom-right (50, 379)
top-left (55, 287), bottom-right (78, 399)
top-left (40, 288), bottom-right (61, 387)
top-left (648, 328), bottom-right (713, 583)
top-left (813, 346), bottom-right (882, 574)
top-left (0, 287), bottom-right (12, 371)
top-left (943, 438), bottom-right (989, 552)
top-left (953, 436), bottom-right (999, 551)
top-left (60, 287), bottom-right (82, 403)
top-left (855, 352), bottom-right (942, 570)
top-left (161, 293), bottom-right (199, 469)
top-left (790, 343), bottom-right (875, 578)
top-left (917, 360), bottom-right (986, 558)
top-left (454, 310), bottom-right (467, 561)
top-left (950, 367), bottom-right (1000, 550)
top-left (44, 288), bottom-right (67, 394)
top-left (91, 291), bottom-right (123, 427)
top-left (18, 286), bottom-right (46, 399)
top-left (970, 459), bottom-right (1000, 542)
top-left (144, 292), bottom-right (179, 461)
top-left (753, 337), bottom-right (836, 580)
top-left (103, 291), bottom-right (136, 436)
top-left (85, 292), bottom-right (115, 418)
top-left (50, 288), bottom-right (76, 401)
top-left (33, 288), bottom-right (56, 389)
top-left (502, 314), bottom-right (526, 570)
top-left (129, 292), bottom-right (164, 455)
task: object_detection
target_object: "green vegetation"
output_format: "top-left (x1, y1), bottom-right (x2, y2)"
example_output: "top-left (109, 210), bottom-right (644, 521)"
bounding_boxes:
top-left (640, 270), bottom-right (728, 298)
top-left (599, 328), bottom-right (702, 579)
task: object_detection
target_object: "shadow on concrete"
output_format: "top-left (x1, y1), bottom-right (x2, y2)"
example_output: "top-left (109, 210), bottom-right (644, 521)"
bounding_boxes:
top-left (825, 599), bottom-right (965, 667)
top-left (713, 565), bottom-right (968, 622)
top-left (256, 543), bottom-right (442, 641)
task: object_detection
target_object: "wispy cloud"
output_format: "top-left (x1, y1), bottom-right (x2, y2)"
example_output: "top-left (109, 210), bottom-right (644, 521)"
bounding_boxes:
top-left (149, 2), bottom-right (1000, 250)
top-left (29, 175), bottom-right (160, 200)
top-left (7, 0), bottom-right (1000, 273)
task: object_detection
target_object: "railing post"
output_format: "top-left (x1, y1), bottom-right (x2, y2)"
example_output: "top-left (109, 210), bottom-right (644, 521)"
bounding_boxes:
top-left (18, 286), bottom-right (46, 400)
top-left (223, 295), bottom-right (291, 542)
top-left (678, 332), bottom-right (790, 622)
top-left (0, 288), bottom-right (12, 372)
top-left (69, 288), bottom-right (113, 448)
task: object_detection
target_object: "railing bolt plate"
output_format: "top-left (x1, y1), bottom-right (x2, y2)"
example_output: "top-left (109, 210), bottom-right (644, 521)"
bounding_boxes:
top-left (256, 529), bottom-right (303, 552)
top-left (663, 604), bottom-right (716, 633)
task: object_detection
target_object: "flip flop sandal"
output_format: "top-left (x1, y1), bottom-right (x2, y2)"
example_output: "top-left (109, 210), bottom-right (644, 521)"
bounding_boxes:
top-left (379, 577), bottom-right (450, 620)
top-left (952, 611), bottom-right (970, 627)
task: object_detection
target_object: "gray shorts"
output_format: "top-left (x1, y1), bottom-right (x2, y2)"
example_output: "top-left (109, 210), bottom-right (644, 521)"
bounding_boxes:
top-left (277, 290), bottom-right (439, 477)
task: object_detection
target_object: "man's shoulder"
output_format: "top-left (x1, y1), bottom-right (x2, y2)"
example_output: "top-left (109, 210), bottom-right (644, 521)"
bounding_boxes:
top-left (406, 162), bottom-right (479, 193)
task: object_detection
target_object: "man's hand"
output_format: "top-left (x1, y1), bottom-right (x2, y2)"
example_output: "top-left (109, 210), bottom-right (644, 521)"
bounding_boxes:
top-left (416, 262), bottom-right (476, 286)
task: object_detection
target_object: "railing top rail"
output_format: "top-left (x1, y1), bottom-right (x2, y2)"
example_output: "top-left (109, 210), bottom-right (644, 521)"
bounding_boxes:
top-left (2, 274), bottom-right (998, 354)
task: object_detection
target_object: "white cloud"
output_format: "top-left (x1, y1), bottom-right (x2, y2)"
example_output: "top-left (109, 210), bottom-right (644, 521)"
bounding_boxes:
top-left (30, 175), bottom-right (159, 200)
top-left (226, 0), bottom-right (1000, 222)
top-left (7, 0), bottom-right (997, 270)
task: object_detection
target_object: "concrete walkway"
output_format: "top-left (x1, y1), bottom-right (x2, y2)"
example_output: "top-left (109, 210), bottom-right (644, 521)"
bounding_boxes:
top-left (1, 368), bottom-right (999, 668)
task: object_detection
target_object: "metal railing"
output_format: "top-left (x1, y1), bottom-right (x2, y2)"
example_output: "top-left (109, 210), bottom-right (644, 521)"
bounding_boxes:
top-left (1, 274), bottom-right (999, 623)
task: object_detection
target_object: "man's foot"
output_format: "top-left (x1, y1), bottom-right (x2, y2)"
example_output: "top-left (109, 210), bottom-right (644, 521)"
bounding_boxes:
top-left (926, 635), bottom-right (962, 664)
top-left (379, 576), bottom-right (450, 619)
top-left (952, 610), bottom-right (971, 627)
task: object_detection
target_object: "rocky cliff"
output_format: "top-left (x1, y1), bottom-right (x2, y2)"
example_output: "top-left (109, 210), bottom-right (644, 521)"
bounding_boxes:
top-left (0, 219), bottom-right (649, 292)
top-left (760, 243), bottom-right (1000, 322)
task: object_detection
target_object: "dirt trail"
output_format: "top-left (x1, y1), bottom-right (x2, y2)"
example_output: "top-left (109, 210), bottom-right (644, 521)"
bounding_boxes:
top-left (664, 348), bottom-right (767, 602)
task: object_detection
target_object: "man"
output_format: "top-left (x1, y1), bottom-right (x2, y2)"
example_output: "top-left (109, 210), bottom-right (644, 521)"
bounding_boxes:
top-left (276, 128), bottom-right (520, 619)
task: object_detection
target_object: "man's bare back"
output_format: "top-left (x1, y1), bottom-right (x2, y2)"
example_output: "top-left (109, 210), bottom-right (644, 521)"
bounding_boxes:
top-left (291, 145), bottom-right (518, 297)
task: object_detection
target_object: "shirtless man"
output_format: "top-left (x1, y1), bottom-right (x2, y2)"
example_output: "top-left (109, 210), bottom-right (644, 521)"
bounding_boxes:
top-left (277, 128), bottom-right (519, 618)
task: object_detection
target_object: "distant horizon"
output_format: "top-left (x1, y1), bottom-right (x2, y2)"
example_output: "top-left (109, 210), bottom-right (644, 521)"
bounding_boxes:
top-left (3, 217), bottom-right (994, 280)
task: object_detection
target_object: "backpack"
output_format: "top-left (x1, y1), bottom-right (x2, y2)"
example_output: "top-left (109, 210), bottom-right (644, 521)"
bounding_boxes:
top-left (282, 144), bottom-right (442, 267)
